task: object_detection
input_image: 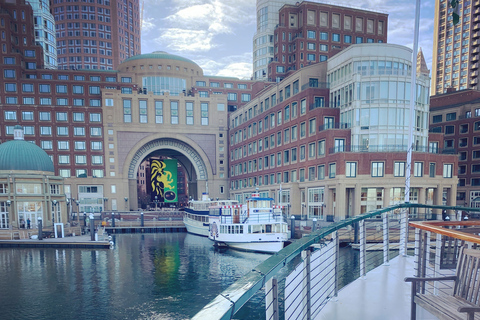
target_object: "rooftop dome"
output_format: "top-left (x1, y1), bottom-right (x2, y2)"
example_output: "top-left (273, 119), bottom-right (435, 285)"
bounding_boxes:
top-left (0, 125), bottom-right (54, 172)
top-left (123, 51), bottom-right (199, 67)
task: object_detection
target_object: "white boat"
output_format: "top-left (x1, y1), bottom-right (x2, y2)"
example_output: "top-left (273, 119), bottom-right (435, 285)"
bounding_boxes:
top-left (183, 194), bottom-right (239, 237)
top-left (208, 193), bottom-right (289, 253)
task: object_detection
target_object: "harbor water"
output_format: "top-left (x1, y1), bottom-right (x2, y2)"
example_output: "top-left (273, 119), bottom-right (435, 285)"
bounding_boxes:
top-left (0, 233), bottom-right (269, 320)
top-left (0, 232), bottom-right (393, 319)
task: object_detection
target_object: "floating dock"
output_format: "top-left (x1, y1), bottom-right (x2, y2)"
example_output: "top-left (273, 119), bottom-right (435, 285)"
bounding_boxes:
top-left (0, 234), bottom-right (111, 249)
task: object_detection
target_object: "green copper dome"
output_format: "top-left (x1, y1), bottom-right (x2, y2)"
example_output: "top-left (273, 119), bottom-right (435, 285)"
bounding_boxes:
top-left (123, 51), bottom-right (199, 67)
top-left (0, 126), bottom-right (54, 172)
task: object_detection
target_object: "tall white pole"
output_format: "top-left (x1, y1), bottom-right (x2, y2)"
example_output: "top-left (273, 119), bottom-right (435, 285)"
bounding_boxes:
top-left (402, 0), bottom-right (421, 256)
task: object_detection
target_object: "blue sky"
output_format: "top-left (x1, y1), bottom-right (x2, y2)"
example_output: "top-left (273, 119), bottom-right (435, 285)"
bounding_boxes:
top-left (141, 0), bottom-right (435, 79)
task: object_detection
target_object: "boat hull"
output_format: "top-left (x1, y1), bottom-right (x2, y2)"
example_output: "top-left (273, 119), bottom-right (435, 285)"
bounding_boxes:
top-left (215, 240), bottom-right (285, 254)
top-left (183, 217), bottom-right (209, 237)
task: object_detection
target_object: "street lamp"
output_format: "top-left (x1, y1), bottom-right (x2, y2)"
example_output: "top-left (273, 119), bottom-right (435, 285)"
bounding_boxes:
top-left (124, 197), bottom-right (128, 211)
top-left (154, 196), bottom-right (159, 211)
top-left (52, 200), bottom-right (58, 232)
top-left (6, 200), bottom-right (11, 228)
top-left (103, 197), bottom-right (108, 211)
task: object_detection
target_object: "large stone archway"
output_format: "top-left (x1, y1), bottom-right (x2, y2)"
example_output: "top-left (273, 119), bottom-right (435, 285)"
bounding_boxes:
top-left (127, 138), bottom-right (208, 180)
top-left (124, 137), bottom-right (212, 210)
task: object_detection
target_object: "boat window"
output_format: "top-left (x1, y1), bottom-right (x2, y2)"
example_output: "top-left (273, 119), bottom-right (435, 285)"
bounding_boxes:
top-left (266, 225), bottom-right (272, 233)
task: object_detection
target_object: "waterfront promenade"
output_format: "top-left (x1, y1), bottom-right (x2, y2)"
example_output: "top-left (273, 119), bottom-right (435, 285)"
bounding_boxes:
top-left (319, 255), bottom-right (436, 320)
top-left (0, 233), bottom-right (111, 248)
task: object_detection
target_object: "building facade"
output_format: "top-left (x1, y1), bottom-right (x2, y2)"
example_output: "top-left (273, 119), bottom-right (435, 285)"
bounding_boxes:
top-left (28, 0), bottom-right (57, 68)
top-left (430, 89), bottom-right (480, 207)
top-left (0, 126), bottom-right (67, 231)
top-left (230, 44), bottom-right (458, 221)
top-left (268, 1), bottom-right (388, 82)
top-left (50, 0), bottom-right (141, 70)
top-left (431, 0), bottom-right (476, 95)
top-left (253, 0), bottom-right (298, 80)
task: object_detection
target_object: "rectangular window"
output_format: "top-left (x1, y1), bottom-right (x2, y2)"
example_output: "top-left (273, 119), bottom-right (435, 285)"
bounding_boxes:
top-left (22, 111), bottom-right (34, 121)
top-left (56, 112), bottom-right (68, 121)
top-left (394, 162), bottom-right (405, 177)
top-left (371, 162), bottom-right (384, 177)
top-left (346, 162), bottom-right (357, 177)
top-left (414, 162), bottom-right (423, 177)
top-left (429, 163), bottom-right (436, 178)
top-left (89, 113), bottom-right (101, 122)
top-left (139, 100), bottom-right (147, 123)
top-left (318, 140), bottom-right (325, 156)
top-left (171, 101), bottom-right (179, 124)
top-left (75, 141), bottom-right (86, 150)
top-left (443, 164), bottom-right (453, 178)
top-left (186, 102), bottom-right (194, 125)
top-left (155, 100), bottom-right (163, 123)
top-left (39, 112), bottom-right (51, 121)
top-left (201, 103), bottom-right (209, 125)
top-left (123, 100), bottom-right (132, 123)
top-left (329, 163), bottom-right (336, 178)
top-left (318, 165), bottom-right (325, 180)
top-left (72, 85), bottom-right (84, 94)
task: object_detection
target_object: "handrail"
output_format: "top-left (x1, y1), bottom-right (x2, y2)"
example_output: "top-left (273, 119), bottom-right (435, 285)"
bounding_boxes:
top-left (193, 202), bottom-right (480, 320)
top-left (409, 220), bottom-right (480, 244)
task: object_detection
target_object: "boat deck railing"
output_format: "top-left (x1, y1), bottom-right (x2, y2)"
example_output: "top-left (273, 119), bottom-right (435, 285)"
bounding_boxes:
top-left (218, 212), bottom-right (287, 225)
top-left (192, 203), bottom-right (480, 320)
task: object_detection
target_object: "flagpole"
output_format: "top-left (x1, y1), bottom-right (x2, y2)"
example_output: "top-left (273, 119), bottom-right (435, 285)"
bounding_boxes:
top-left (402, 0), bottom-right (421, 256)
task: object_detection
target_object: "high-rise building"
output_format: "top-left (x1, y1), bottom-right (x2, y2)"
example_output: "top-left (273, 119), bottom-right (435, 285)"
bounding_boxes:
top-left (269, 1), bottom-right (388, 82)
top-left (27, 0), bottom-right (57, 68)
top-left (431, 0), bottom-right (474, 95)
top-left (50, 0), bottom-right (141, 70)
top-left (253, 0), bottom-right (297, 80)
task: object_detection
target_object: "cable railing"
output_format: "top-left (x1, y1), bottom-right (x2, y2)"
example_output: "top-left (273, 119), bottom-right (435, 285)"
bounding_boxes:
top-left (192, 203), bottom-right (480, 320)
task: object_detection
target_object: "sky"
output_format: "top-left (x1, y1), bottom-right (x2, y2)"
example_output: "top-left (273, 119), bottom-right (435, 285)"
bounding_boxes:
top-left (141, 0), bottom-right (436, 80)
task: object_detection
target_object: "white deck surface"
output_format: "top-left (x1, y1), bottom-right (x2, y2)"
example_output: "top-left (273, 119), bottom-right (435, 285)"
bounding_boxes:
top-left (318, 255), bottom-right (438, 320)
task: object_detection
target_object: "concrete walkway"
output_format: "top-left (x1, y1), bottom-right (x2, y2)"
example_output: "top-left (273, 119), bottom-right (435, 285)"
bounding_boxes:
top-left (318, 255), bottom-right (437, 320)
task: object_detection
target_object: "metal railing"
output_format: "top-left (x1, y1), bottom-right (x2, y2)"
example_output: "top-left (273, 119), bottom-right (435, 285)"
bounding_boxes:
top-left (192, 203), bottom-right (480, 320)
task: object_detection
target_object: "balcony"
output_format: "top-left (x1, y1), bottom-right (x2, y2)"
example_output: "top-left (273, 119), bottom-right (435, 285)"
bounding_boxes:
top-left (472, 63), bottom-right (479, 70)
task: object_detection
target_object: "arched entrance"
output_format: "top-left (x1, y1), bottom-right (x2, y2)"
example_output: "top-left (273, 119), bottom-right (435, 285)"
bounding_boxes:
top-left (124, 138), bottom-right (212, 210)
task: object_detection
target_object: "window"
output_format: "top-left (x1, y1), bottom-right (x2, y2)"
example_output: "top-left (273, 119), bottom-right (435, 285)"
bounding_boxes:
top-left (123, 100), bottom-right (132, 123)
top-left (329, 163), bottom-right (336, 178)
top-left (309, 118), bottom-right (316, 134)
top-left (155, 101), bottom-right (163, 123)
top-left (58, 155), bottom-right (70, 164)
top-left (394, 162), bottom-right (405, 177)
top-left (57, 127), bottom-right (69, 136)
top-left (186, 102), bottom-right (194, 125)
top-left (414, 162), bottom-right (423, 177)
top-left (139, 100), bottom-right (147, 123)
top-left (371, 162), bottom-right (384, 177)
top-left (318, 140), bottom-right (325, 156)
top-left (90, 127), bottom-right (102, 136)
top-left (171, 101), bottom-right (179, 124)
top-left (318, 165), bottom-right (325, 180)
top-left (346, 162), bottom-right (357, 177)
top-left (56, 85), bottom-right (68, 94)
top-left (74, 127), bottom-right (85, 136)
top-left (22, 83), bottom-right (34, 92)
top-left (73, 112), bottom-right (84, 122)
top-left (41, 141), bottom-right (52, 150)
top-left (5, 111), bottom-right (16, 120)
top-left (22, 111), bottom-right (34, 121)
top-left (58, 141), bottom-right (69, 150)
top-left (91, 141), bottom-right (102, 150)
top-left (445, 125), bottom-right (455, 134)
top-left (40, 126), bottom-right (51, 135)
top-left (39, 84), bottom-right (51, 93)
top-left (228, 93), bottom-right (237, 101)
top-left (75, 155), bottom-right (87, 164)
top-left (334, 139), bottom-right (345, 152)
top-left (443, 164), bottom-right (453, 178)
top-left (39, 112), bottom-right (50, 121)
top-left (73, 85), bottom-right (84, 94)
top-left (56, 112), bottom-right (68, 121)
top-left (433, 115), bottom-right (443, 123)
top-left (300, 122), bottom-right (306, 138)
top-left (201, 103), bottom-right (208, 125)
top-left (75, 141), bottom-right (86, 150)
top-left (446, 112), bottom-right (457, 121)
top-left (429, 163), bottom-right (436, 178)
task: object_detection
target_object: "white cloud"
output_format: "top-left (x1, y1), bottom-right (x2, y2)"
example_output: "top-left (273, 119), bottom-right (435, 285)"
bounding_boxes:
top-left (156, 28), bottom-right (216, 52)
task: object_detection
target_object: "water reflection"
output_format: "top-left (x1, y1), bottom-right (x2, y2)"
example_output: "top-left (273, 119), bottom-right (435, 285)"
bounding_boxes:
top-left (0, 233), bottom-right (269, 320)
